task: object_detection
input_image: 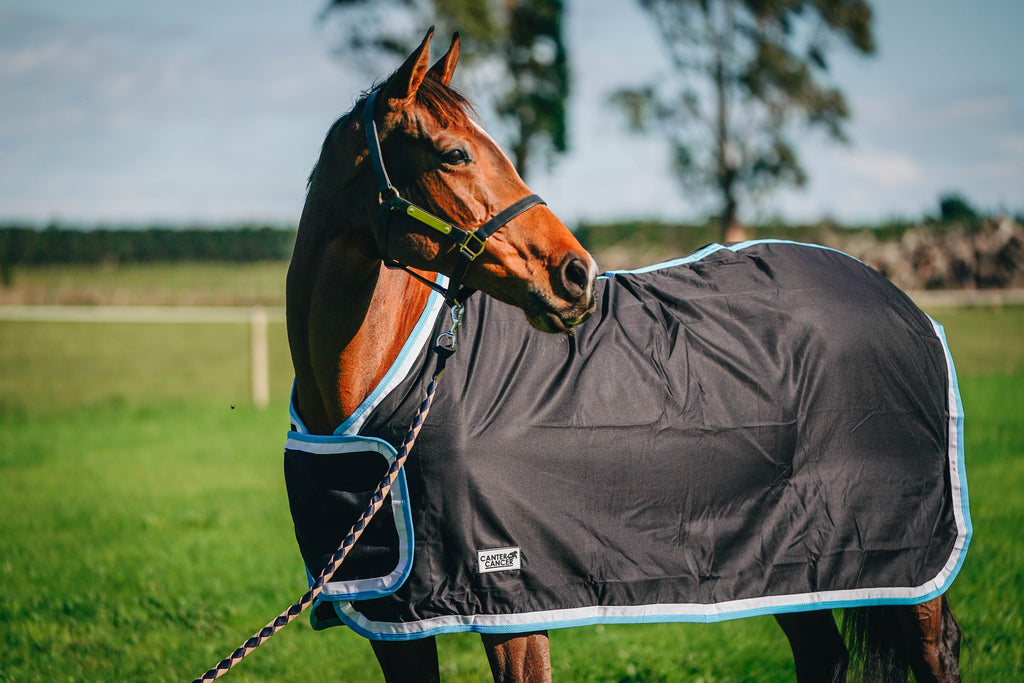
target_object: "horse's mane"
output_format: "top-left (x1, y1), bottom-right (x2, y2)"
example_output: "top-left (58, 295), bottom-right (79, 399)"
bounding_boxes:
top-left (307, 76), bottom-right (473, 189)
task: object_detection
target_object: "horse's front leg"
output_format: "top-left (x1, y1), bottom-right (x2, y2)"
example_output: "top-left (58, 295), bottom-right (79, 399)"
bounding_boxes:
top-left (481, 630), bottom-right (552, 683)
top-left (371, 636), bottom-right (440, 683)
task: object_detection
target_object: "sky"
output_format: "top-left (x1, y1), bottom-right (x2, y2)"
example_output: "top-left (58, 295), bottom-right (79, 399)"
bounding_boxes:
top-left (1, 0), bottom-right (1021, 226)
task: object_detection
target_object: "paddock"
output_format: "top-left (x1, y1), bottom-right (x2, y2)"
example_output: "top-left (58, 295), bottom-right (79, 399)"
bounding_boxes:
top-left (0, 273), bottom-right (1020, 680)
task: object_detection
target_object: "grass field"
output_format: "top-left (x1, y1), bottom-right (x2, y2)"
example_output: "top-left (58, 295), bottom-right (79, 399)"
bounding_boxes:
top-left (0, 261), bottom-right (288, 307)
top-left (1, 274), bottom-right (1022, 681)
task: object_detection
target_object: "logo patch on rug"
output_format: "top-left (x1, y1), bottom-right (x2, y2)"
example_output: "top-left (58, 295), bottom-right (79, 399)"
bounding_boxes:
top-left (478, 547), bottom-right (521, 573)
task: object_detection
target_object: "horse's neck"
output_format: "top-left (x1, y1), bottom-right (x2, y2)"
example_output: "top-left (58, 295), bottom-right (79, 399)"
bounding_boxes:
top-left (288, 198), bottom-right (432, 436)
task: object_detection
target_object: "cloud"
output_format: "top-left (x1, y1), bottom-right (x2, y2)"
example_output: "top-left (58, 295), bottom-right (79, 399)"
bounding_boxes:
top-left (855, 90), bottom-right (1017, 138)
top-left (935, 93), bottom-right (1013, 126)
top-left (0, 4), bottom-right (354, 133)
top-left (0, 3), bottom-right (360, 222)
top-left (1, 1), bottom-right (1020, 224)
top-left (845, 150), bottom-right (921, 187)
top-left (999, 132), bottom-right (1024, 158)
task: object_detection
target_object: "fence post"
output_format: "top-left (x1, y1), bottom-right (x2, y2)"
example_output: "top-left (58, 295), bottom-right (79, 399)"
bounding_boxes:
top-left (250, 307), bottom-right (269, 408)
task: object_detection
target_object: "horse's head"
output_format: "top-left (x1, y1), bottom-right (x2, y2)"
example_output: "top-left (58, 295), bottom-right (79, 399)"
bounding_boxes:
top-left (363, 29), bottom-right (596, 334)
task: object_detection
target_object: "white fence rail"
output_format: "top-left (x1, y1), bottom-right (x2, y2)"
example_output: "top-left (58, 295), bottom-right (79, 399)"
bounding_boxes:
top-left (3, 291), bottom-right (1022, 406)
top-left (907, 288), bottom-right (1024, 309)
top-left (0, 305), bottom-right (285, 408)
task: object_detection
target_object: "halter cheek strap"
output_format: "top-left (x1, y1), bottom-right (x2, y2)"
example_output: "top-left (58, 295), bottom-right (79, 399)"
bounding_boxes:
top-left (363, 89), bottom-right (545, 304)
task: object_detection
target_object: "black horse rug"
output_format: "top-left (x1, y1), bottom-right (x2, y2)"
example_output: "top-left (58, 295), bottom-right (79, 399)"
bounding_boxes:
top-left (284, 240), bottom-right (971, 641)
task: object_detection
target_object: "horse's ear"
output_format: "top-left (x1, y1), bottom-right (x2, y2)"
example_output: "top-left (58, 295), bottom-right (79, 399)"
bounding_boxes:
top-left (384, 27), bottom-right (434, 105)
top-left (426, 33), bottom-right (460, 86)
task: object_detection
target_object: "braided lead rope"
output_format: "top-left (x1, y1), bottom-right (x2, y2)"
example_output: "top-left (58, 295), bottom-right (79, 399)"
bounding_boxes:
top-left (192, 314), bottom-right (460, 682)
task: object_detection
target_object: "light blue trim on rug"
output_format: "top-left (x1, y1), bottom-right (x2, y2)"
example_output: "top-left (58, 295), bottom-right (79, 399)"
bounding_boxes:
top-left (285, 273), bottom-right (448, 627)
top-left (600, 239), bottom-right (859, 278)
top-left (284, 430), bottom-right (415, 604)
top-left (929, 317), bottom-right (972, 587)
top-left (335, 273), bottom-right (449, 437)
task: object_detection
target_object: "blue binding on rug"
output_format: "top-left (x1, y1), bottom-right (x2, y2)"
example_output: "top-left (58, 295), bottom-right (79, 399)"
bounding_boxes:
top-left (284, 241), bottom-right (971, 641)
top-left (286, 406), bottom-right (416, 603)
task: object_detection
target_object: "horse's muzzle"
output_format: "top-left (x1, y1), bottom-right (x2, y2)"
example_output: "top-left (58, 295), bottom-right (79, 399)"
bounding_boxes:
top-left (525, 253), bottom-right (597, 334)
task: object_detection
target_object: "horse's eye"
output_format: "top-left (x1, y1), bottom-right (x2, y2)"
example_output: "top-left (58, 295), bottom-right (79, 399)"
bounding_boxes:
top-left (440, 148), bottom-right (470, 165)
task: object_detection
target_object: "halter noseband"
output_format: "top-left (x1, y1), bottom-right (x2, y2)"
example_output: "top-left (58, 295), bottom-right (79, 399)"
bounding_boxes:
top-left (363, 89), bottom-right (545, 304)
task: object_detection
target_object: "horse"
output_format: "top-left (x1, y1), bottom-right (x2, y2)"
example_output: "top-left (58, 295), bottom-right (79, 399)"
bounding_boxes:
top-left (284, 29), bottom-right (968, 682)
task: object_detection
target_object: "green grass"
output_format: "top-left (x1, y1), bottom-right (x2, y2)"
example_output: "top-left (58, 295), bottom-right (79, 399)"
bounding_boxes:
top-left (0, 302), bottom-right (1021, 681)
top-left (0, 320), bottom-right (293, 416)
top-left (1, 261), bottom-right (288, 306)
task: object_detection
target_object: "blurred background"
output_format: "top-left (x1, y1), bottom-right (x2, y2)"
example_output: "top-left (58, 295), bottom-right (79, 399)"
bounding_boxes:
top-left (2, 0), bottom-right (1023, 279)
top-left (1, 2), bottom-right (1021, 681)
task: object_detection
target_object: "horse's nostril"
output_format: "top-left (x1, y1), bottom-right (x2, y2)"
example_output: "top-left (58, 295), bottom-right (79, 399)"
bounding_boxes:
top-left (561, 256), bottom-right (590, 299)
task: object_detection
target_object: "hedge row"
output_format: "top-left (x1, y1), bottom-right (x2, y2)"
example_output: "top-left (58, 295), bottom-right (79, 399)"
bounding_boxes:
top-left (0, 225), bottom-right (296, 265)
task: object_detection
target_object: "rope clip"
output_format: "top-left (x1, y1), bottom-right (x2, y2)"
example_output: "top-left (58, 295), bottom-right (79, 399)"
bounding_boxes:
top-left (435, 302), bottom-right (465, 353)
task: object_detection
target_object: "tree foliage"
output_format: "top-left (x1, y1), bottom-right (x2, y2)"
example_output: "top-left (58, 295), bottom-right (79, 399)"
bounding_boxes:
top-left (0, 225), bottom-right (295, 267)
top-left (321, 0), bottom-right (568, 178)
top-left (611, 0), bottom-right (875, 237)
top-left (938, 193), bottom-right (979, 224)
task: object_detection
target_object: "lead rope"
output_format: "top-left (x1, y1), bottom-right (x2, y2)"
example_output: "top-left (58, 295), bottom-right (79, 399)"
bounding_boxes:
top-left (192, 303), bottom-right (465, 682)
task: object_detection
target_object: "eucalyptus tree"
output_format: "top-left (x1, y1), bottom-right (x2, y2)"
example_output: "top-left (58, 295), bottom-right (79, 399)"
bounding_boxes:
top-left (611, 0), bottom-right (875, 238)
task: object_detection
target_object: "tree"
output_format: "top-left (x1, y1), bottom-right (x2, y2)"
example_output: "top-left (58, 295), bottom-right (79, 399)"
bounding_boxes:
top-left (938, 193), bottom-right (979, 224)
top-left (611, 0), bottom-right (874, 240)
top-left (320, 0), bottom-right (568, 178)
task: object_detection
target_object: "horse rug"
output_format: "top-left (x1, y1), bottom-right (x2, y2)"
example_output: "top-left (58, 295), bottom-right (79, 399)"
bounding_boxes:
top-left (284, 240), bottom-right (971, 641)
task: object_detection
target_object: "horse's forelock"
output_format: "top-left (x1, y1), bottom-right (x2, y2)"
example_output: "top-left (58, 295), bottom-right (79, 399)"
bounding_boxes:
top-left (412, 77), bottom-right (474, 126)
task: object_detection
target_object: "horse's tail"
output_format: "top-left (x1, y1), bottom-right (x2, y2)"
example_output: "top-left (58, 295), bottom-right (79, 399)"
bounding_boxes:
top-left (842, 607), bottom-right (911, 682)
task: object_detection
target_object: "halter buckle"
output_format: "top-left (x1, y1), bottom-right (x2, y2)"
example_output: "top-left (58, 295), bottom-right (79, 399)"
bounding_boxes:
top-left (455, 231), bottom-right (487, 260)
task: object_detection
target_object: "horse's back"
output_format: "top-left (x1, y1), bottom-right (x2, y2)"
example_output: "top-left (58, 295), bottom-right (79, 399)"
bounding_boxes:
top-left (443, 240), bottom-right (949, 447)
top-left (597, 241), bottom-right (950, 440)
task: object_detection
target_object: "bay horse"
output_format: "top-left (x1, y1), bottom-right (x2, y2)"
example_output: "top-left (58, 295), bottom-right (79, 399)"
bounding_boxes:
top-left (285, 29), bottom-right (967, 682)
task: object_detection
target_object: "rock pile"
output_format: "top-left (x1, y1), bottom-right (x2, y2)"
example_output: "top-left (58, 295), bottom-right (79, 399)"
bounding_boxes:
top-left (828, 217), bottom-right (1024, 291)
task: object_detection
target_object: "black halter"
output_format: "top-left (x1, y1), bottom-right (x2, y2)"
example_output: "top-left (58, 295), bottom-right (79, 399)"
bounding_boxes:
top-left (362, 89), bottom-right (545, 305)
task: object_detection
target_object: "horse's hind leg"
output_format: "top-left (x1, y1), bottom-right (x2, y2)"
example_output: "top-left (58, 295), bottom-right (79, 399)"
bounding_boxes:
top-left (893, 595), bottom-right (962, 683)
top-left (481, 631), bottom-right (552, 683)
top-left (775, 610), bottom-right (849, 682)
top-left (371, 636), bottom-right (441, 683)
